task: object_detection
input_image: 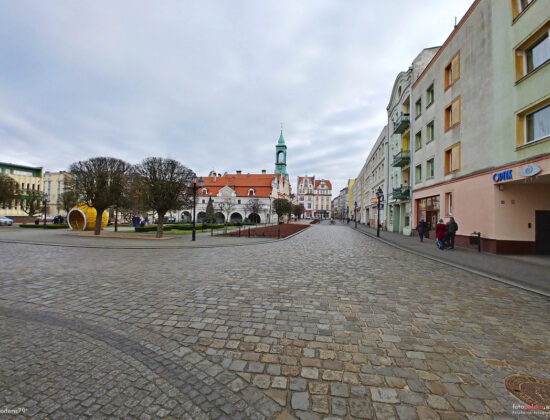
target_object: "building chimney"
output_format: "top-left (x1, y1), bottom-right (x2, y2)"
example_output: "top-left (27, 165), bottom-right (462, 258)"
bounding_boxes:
top-left (236, 170), bottom-right (242, 174)
top-left (262, 169), bottom-right (266, 174)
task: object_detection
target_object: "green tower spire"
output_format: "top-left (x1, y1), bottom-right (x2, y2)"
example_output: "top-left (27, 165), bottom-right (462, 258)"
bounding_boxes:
top-left (275, 130), bottom-right (287, 176)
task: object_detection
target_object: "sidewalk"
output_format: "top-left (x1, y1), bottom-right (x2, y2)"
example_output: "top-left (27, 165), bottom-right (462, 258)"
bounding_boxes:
top-left (346, 221), bottom-right (550, 297)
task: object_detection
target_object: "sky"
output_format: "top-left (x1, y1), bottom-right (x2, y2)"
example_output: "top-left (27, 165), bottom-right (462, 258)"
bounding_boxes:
top-left (0, 1), bottom-right (474, 195)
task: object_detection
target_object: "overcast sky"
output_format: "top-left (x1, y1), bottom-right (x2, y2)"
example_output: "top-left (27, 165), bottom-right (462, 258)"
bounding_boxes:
top-left (1, 1), bottom-right (474, 194)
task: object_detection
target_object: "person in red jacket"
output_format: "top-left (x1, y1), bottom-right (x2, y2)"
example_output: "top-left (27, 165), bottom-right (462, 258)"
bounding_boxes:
top-left (435, 218), bottom-right (446, 250)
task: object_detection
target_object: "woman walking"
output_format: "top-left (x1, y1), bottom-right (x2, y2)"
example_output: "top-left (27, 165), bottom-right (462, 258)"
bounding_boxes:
top-left (435, 218), bottom-right (446, 250)
top-left (416, 218), bottom-right (426, 242)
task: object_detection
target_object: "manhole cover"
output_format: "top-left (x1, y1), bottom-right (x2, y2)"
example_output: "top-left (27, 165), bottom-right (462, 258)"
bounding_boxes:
top-left (505, 374), bottom-right (550, 405)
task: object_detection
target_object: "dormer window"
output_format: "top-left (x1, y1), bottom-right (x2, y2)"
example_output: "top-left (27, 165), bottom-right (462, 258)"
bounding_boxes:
top-left (201, 188), bottom-right (208, 195)
top-left (248, 189), bottom-right (255, 196)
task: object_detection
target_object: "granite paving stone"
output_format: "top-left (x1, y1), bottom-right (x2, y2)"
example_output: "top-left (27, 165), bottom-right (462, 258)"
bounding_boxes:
top-left (0, 225), bottom-right (549, 418)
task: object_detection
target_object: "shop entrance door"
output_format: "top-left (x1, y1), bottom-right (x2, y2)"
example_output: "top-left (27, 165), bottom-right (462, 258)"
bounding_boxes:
top-left (425, 211), bottom-right (438, 238)
top-left (535, 211), bottom-right (550, 254)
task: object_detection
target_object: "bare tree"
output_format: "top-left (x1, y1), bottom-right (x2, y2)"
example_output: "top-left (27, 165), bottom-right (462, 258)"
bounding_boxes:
top-left (69, 157), bottom-right (131, 235)
top-left (244, 198), bottom-right (264, 222)
top-left (217, 197), bottom-right (235, 225)
top-left (133, 157), bottom-right (194, 238)
top-left (20, 189), bottom-right (44, 222)
top-left (0, 174), bottom-right (18, 208)
top-left (59, 190), bottom-right (79, 217)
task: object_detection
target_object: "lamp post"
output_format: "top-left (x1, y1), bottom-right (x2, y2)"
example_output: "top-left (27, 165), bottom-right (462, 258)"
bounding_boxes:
top-left (188, 176), bottom-right (204, 241)
top-left (376, 187), bottom-right (383, 238)
top-left (354, 201), bottom-right (357, 229)
top-left (42, 193), bottom-right (49, 229)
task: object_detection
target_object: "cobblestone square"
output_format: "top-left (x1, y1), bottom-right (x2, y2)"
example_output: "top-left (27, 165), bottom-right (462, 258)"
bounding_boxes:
top-left (1, 225), bottom-right (549, 419)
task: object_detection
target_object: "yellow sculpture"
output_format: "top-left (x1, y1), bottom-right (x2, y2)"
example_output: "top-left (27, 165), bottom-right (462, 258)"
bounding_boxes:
top-left (68, 203), bottom-right (108, 231)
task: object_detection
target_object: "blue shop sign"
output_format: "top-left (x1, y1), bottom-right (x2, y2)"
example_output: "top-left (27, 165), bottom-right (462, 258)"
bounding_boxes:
top-left (492, 169), bottom-right (512, 183)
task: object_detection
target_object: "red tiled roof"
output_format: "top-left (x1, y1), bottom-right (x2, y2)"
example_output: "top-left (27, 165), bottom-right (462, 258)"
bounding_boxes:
top-left (199, 173), bottom-right (278, 198)
top-left (315, 179), bottom-right (332, 189)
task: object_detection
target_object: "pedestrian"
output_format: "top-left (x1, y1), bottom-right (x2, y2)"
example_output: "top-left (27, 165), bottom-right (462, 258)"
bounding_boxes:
top-left (416, 218), bottom-right (426, 242)
top-left (435, 218), bottom-right (446, 250)
top-left (446, 217), bottom-right (458, 249)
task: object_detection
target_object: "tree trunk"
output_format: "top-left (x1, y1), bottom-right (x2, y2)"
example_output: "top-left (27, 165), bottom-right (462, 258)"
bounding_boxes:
top-left (94, 208), bottom-right (104, 235)
top-left (156, 211), bottom-right (166, 238)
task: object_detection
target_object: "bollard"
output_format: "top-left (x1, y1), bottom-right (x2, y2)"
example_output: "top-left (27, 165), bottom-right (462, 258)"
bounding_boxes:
top-left (248, 227), bottom-right (250, 238)
top-left (238, 227), bottom-right (241, 237)
top-left (211, 227), bottom-right (213, 237)
top-left (278, 228), bottom-right (280, 239)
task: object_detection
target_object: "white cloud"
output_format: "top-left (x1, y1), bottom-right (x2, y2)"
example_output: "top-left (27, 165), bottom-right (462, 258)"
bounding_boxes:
top-left (0, 0), bottom-right (474, 193)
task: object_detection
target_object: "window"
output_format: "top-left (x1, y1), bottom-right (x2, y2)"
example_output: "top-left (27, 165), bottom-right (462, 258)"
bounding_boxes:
top-left (415, 164), bottom-right (422, 183)
top-left (516, 100), bottom-right (550, 145)
top-left (444, 52), bottom-right (460, 90)
top-left (427, 158), bottom-right (435, 179)
top-left (415, 131), bottom-right (422, 151)
top-left (201, 188), bottom-right (208, 195)
top-left (237, 199), bottom-right (241, 204)
top-left (426, 84), bottom-right (434, 106)
top-left (444, 97), bottom-right (461, 131)
top-left (515, 22), bottom-right (550, 80)
top-left (444, 143), bottom-right (461, 174)
top-left (415, 98), bottom-right (422, 118)
top-left (248, 189), bottom-right (255, 196)
top-left (511, 0), bottom-right (535, 20)
top-left (426, 121), bottom-right (435, 143)
top-left (526, 104), bottom-right (550, 143)
top-left (445, 192), bottom-right (453, 216)
top-left (526, 33), bottom-right (550, 73)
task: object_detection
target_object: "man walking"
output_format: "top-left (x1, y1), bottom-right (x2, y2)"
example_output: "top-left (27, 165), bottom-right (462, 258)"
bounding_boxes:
top-left (446, 217), bottom-right (458, 249)
top-left (415, 218), bottom-right (426, 242)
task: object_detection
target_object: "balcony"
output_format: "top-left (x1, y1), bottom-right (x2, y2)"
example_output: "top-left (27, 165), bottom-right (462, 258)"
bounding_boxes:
top-left (392, 186), bottom-right (410, 200)
top-left (392, 149), bottom-right (410, 167)
top-left (393, 112), bottom-right (410, 134)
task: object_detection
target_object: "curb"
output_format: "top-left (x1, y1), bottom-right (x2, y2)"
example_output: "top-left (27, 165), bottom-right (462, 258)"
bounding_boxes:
top-left (350, 226), bottom-right (550, 299)
top-left (0, 225), bottom-right (310, 251)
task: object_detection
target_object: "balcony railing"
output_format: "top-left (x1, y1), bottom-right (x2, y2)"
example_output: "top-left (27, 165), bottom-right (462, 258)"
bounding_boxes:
top-left (392, 186), bottom-right (410, 200)
top-left (393, 112), bottom-right (410, 134)
top-left (392, 149), bottom-right (410, 167)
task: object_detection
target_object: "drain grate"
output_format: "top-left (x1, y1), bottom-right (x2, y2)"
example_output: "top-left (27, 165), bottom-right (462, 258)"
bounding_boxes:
top-left (505, 374), bottom-right (550, 405)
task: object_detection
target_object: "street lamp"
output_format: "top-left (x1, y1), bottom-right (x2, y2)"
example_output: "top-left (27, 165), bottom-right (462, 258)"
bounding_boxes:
top-left (376, 187), bottom-right (383, 238)
top-left (43, 192), bottom-right (49, 229)
top-left (354, 201), bottom-right (358, 229)
top-left (188, 176), bottom-right (204, 241)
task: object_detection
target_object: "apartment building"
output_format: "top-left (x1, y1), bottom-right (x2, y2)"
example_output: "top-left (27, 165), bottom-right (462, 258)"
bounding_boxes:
top-left (364, 127), bottom-right (388, 227)
top-left (0, 162), bottom-right (43, 220)
top-left (411, 0), bottom-right (550, 253)
top-left (386, 48), bottom-right (440, 236)
top-left (43, 171), bottom-right (69, 214)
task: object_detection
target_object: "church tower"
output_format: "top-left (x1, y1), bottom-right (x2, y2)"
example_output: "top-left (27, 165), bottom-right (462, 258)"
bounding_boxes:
top-left (274, 130), bottom-right (287, 176)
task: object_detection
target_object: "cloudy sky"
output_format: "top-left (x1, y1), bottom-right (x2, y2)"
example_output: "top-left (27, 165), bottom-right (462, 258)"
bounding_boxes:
top-left (1, 1), bottom-right (474, 194)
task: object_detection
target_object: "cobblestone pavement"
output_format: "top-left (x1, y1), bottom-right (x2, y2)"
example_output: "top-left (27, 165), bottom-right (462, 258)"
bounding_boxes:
top-left (1, 225), bottom-right (549, 419)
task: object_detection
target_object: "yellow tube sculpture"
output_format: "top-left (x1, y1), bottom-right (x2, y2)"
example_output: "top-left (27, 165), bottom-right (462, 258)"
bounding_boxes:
top-left (68, 203), bottom-right (108, 231)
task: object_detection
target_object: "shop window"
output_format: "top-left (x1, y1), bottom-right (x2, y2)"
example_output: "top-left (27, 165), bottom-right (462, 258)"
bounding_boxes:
top-left (444, 52), bottom-right (460, 90)
top-left (426, 84), bottom-right (434, 106)
top-left (516, 99), bottom-right (550, 145)
top-left (444, 97), bottom-right (461, 131)
top-left (444, 143), bottom-right (461, 174)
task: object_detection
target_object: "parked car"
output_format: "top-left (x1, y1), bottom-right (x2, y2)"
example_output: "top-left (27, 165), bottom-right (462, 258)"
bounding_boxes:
top-left (0, 215), bottom-right (14, 226)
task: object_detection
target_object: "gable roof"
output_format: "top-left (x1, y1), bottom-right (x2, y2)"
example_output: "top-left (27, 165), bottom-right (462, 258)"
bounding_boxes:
top-left (315, 179), bottom-right (332, 190)
top-left (200, 173), bottom-right (278, 198)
